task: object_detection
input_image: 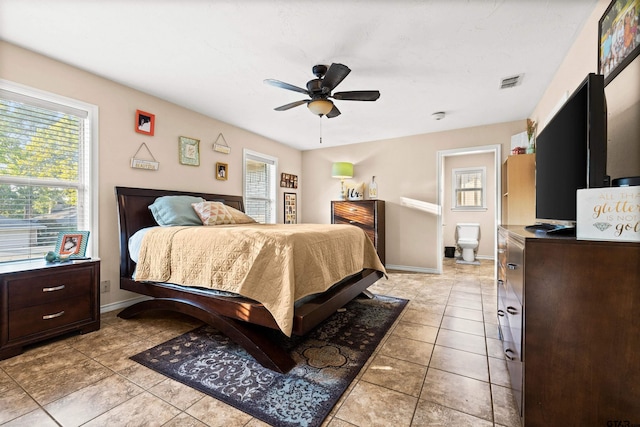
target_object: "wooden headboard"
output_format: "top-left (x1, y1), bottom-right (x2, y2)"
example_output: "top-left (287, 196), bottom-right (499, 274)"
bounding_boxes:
top-left (114, 186), bottom-right (245, 279)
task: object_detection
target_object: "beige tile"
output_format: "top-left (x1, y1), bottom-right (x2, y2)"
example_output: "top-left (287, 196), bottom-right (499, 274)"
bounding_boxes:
top-left (186, 395), bottom-right (253, 427)
top-left (488, 356), bottom-right (511, 387)
top-left (429, 346), bottom-right (489, 382)
top-left (149, 378), bottom-right (205, 410)
top-left (440, 316), bottom-right (485, 336)
top-left (486, 337), bottom-right (505, 359)
top-left (446, 296), bottom-right (483, 310)
top-left (413, 400), bottom-right (493, 426)
top-left (443, 305), bottom-right (484, 322)
top-left (392, 321), bottom-right (439, 343)
top-left (0, 408), bottom-right (59, 427)
top-left (379, 335), bottom-right (433, 366)
top-left (492, 384), bottom-right (522, 427)
top-left (435, 328), bottom-right (487, 355)
top-left (45, 374), bottom-right (143, 427)
top-left (0, 384), bottom-right (39, 424)
top-left (68, 327), bottom-right (139, 358)
top-left (162, 412), bottom-right (210, 427)
top-left (117, 362), bottom-right (168, 389)
top-left (361, 354), bottom-right (427, 396)
top-left (83, 391), bottom-right (181, 427)
top-left (335, 381), bottom-right (417, 427)
top-left (420, 368), bottom-right (493, 421)
top-left (400, 308), bottom-right (443, 328)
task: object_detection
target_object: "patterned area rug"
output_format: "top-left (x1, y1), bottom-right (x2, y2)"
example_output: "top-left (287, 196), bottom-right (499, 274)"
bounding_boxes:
top-left (131, 294), bottom-right (407, 427)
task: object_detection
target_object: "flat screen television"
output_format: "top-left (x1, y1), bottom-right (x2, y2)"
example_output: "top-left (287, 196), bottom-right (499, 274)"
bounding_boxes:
top-left (528, 73), bottom-right (609, 235)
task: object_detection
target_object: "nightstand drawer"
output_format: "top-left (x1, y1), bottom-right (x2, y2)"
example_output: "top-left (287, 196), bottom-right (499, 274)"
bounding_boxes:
top-left (7, 265), bottom-right (93, 309)
top-left (8, 295), bottom-right (92, 340)
top-left (332, 201), bottom-right (375, 225)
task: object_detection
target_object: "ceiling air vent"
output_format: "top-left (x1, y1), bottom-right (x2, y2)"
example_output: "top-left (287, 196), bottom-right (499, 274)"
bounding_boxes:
top-left (500, 74), bottom-right (523, 89)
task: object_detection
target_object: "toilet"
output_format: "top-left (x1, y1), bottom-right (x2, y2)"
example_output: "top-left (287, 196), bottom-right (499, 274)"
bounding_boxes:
top-left (456, 223), bottom-right (481, 262)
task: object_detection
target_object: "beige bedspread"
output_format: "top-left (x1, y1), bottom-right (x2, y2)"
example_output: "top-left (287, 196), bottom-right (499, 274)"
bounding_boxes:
top-left (134, 223), bottom-right (386, 336)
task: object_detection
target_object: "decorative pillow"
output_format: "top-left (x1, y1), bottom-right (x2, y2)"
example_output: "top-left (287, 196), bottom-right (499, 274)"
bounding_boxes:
top-left (346, 182), bottom-right (365, 200)
top-left (225, 205), bottom-right (257, 224)
top-left (148, 196), bottom-right (205, 226)
top-left (191, 201), bottom-right (235, 225)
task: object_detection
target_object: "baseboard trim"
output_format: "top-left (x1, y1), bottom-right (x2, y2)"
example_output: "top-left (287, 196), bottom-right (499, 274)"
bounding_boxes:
top-left (100, 295), bottom-right (151, 314)
top-left (385, 264), bottom-right (440, 274)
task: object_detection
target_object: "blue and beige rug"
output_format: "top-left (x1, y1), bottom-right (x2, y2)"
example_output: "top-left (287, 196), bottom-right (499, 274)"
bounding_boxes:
top-left (131, 294), bottom-right (407, 427)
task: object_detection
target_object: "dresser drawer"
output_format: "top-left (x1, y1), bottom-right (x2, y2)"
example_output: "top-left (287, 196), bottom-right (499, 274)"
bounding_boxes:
top-left (7, 265), bottom-right (93, 309)
top-left (332, 201), bottom-right (375, 226)
top-left (506, 236), bottom-right (524, 304)
top-left (8, 295), bottom-right (92, 340)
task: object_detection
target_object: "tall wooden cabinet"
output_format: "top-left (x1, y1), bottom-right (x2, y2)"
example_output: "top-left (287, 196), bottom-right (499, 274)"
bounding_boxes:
top-left (497, 226), bottom-right (640, 426)
top-left (502, 154), bottom-right (535, 225)
top-left (331, 200), bottom-right (385, 264)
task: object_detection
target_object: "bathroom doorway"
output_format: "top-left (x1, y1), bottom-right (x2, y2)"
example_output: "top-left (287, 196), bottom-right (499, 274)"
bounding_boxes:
top-left (436, 145), bottom-right (501, 273)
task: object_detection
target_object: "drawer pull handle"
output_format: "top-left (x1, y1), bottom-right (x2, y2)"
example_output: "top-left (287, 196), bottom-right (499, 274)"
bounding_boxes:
top-left (506, 306), bottom-right (518, 315)
top-left (43, 311), bottom-right (65, 320)
top-left (497, 309), bottom-right (505, 317)
top-left (505, 348), bottom-right (516, 361)
top-left (497, 279), bottom-right (504, 286)
top-left (507, 263), bottom-right (518, 270)
top-left (349, 220), bottom-right (356, 224)
top-left (349, 208), bottom-right (356, 212)
top-left (43, 285), bottom-right (65, 292)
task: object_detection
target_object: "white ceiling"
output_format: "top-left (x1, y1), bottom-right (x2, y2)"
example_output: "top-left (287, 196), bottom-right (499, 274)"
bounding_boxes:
top-left (0, 0), bottom-right (598, 151)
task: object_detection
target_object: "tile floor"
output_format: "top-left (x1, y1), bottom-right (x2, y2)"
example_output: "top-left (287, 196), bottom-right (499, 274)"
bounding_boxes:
top-left (0, 258), bottom-right (521, 426)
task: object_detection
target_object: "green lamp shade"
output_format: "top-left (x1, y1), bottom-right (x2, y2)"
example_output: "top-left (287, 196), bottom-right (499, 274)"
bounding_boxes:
top-left (332, 162), bottom-right (353, 179)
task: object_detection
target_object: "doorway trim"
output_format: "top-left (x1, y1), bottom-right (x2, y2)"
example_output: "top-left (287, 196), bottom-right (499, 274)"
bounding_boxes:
top-left (436, 144), bottom-right (502, 273)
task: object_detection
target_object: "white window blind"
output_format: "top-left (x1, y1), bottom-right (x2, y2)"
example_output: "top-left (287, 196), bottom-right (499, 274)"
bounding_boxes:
top-left (243, 149), bottom-right (277, 224)
top-left (0, 86), bottom-right (93, 262)
top-left (452, 167), bottom-right (486, 210)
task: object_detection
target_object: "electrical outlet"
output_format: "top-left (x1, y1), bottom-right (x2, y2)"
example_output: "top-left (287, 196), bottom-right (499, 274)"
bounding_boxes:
top-left (100, 280), bottom-right (111, 293)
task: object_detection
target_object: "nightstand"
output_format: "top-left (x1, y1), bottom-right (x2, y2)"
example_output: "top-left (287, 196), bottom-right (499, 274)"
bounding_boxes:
top-left (331, 200), bottom-right (385, 264)
top-left (0, 259), bottom-right (100, 360)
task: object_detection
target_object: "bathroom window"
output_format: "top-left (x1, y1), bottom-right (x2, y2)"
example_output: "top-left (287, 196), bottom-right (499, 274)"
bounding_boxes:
top-left (452, 167), bottom-right (486, 210)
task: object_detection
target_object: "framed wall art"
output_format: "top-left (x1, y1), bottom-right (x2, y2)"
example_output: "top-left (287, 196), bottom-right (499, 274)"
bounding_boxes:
top-left (135, 109), bottom-right (155, 136)
top-left (179, 136), bottom-right (200, 166)
top-left (280, 173), bottom-right (298, 188)
top-left (55, 231), bottom-right (89, 258)
top-left (284, 192), bottom-right (297, 224)
top-left (598, 0), bottom-right (640, 86)
top-left (216, 162), bottom-right (228, 180)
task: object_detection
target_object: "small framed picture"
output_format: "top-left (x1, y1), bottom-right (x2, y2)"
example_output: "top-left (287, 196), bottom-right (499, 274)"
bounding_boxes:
top-left (135, 110), bottom-right (155, 136)
top-left (179, 136), bottom-right (200, 166)
top-left (216, 162), bottom-right (228, 180)
top-left (284, 192), bottom-right (297, 224)
top-left (598, 0), bottom-right (640, 86)
top-left (55, 231), bottom-right (89, 258)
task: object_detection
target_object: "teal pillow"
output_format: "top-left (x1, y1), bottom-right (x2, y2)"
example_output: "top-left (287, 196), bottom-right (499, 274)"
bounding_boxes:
top-left (148, 195), bottom-right (205, 226)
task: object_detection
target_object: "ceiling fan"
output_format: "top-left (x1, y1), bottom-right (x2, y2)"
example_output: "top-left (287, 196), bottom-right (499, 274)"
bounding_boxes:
top-left (264, 63), bottom-right (380, 118)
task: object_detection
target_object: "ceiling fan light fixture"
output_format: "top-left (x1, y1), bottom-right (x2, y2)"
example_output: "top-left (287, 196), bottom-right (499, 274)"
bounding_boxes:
top-left (308, 99), bottom-right (333, 116)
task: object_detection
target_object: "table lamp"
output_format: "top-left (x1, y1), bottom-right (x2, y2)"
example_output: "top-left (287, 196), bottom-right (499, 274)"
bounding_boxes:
top-left (332, 162), bottom-right (353, 200)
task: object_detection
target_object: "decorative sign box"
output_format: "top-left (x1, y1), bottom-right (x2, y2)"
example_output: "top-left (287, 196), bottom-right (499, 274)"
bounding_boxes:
top-left (576, 186), bottom-right (640, 242)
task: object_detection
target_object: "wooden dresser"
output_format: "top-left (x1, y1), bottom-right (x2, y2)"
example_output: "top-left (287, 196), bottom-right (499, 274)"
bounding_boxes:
top-left (501, 154), bottom-right (535, 225)
top-left (331, 200), bottom-right (385, 264)
top-left (0, 259), bottom-right (100, 359)
top-left (497, 226), bottom-right (640, 426)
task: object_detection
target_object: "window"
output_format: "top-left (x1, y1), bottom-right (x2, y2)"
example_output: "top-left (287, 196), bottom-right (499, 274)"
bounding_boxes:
top-left (243, 149), bottom-right (277, 224)
top-left (0, 81), bottom-right (98, 263)
top-left (452, 167), bottom-right (486, 210)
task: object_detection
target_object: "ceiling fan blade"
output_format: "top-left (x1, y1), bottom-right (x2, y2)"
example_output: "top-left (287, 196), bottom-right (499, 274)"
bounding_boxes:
top-left (326, 105), bottom-right (341, 118)
top-left (333, 90), bottom-right (381, 101)
top-left (321, 63), bottom-right (351, 91)
top-left (264, 79), bottom-right (309, 95)
top-left (274, 99), bottom-right (309, 111)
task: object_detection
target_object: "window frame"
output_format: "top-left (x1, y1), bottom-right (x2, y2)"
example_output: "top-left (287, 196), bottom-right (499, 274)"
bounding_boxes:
top-left (451, 166), bottom-right (487, 211)
top-left (242, 148), bottom-right (278, 224)
top-left (0, 79), bottom-right (99, 261)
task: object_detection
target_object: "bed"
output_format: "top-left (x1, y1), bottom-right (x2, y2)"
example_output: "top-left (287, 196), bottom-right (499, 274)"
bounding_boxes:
top-left (115, 186), bottom-right (386, 373)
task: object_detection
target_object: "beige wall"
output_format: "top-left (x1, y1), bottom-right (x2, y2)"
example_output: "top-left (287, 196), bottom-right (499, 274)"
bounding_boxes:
top-left (301, 122), bottom-right (521, 272)
top-left (532, 0), bottom-right (640, 180)
top-left (0, 41), bottom-right (302, 310)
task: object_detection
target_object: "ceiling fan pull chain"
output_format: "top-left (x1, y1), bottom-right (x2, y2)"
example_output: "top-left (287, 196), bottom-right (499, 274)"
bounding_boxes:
top-left (319, 116), bottom-right (323, 144)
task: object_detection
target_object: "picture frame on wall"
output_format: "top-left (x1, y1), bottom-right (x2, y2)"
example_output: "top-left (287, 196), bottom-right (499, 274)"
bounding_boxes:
top-left (179, 136), bottom-right (200, 166)
top-left (284, 192), bottom-right (297, 224)
top-left (216, 162), bottom-right (228, 180)
top-left (280, 173), bottom-right (298, 188)
top-left (598, 0), bottom-right (640, 86)
top-left (55, 231), bottom-right (89, 258)
top-left (135, 110), bottom-right (155, 136)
